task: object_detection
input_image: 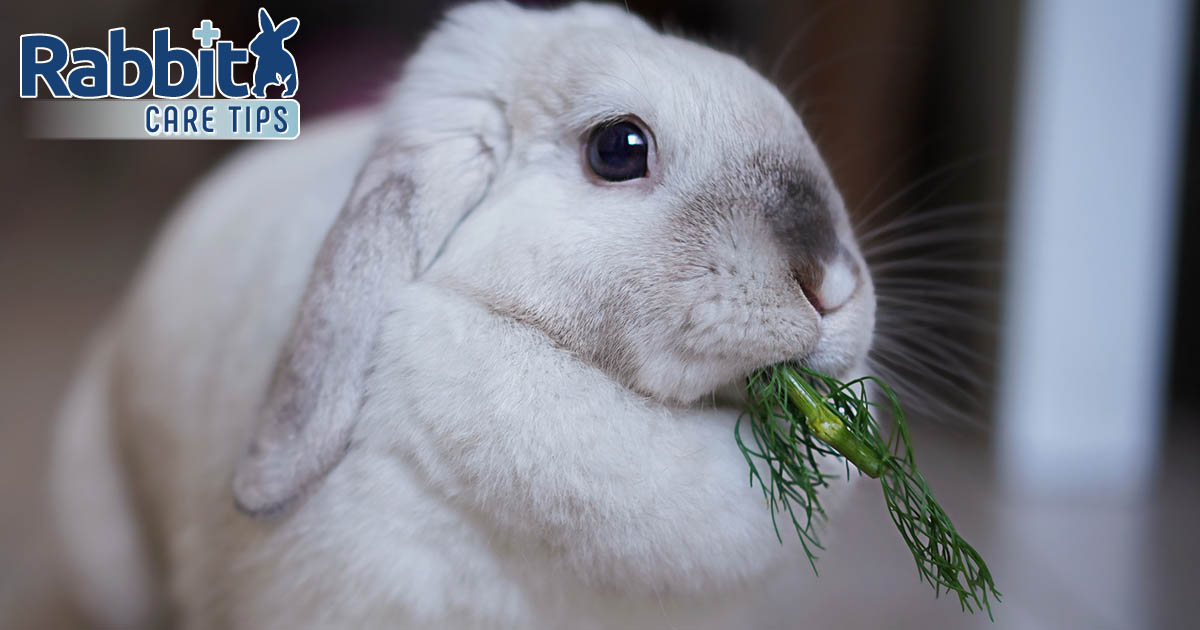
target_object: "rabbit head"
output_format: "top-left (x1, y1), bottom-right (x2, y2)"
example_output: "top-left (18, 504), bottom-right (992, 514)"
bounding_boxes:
top-left (248, 7), bottom-right (298, 58)
top-left (234, 2), bottom-right (874, 520)
top-left (427, 9), bottom-right (875, 406)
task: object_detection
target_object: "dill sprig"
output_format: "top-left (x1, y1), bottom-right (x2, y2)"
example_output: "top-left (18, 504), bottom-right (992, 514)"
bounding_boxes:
top-left (735, 364), bottom-right (1001, 618)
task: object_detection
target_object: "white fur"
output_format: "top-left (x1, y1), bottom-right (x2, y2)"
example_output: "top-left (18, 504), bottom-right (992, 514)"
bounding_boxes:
top-left (51, 3), bottom-right (876, 628)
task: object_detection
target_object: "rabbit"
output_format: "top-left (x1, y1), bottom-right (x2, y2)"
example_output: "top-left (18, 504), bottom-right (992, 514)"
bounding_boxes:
top-left (249, 7), bottom-right (299, 98)
top-left (49, 2), bottom-right (876, 629)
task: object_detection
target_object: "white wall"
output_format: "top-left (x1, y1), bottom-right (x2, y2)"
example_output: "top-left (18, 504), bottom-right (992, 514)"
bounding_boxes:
top-left (999, 0), bottom-right (1191, 497)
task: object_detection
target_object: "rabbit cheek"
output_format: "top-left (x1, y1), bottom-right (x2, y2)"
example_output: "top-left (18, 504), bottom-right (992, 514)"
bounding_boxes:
top-left (617, 211), bottom-right (811, 402)
top-left (659, 168), bottom-right (839, 371)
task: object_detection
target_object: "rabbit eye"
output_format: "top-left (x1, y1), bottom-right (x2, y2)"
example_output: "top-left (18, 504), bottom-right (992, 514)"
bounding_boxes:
top-left (586, 120), bottom-right (649, 182)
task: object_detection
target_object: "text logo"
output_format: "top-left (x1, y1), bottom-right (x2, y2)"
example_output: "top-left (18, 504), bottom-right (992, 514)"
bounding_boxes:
top-left (20, 8), bottom-right (300, 139)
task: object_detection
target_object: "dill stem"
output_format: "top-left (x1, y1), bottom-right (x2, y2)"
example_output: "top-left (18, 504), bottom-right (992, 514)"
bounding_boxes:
top-left (777, 369), bottom-right (884, 478)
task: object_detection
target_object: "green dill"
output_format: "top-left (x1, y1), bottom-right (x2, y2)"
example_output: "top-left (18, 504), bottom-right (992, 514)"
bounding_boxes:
top-left (735, 364), bottom-right (1000, 618)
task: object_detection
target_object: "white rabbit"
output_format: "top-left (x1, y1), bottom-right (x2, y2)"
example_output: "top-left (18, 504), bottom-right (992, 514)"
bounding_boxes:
top-left (50, 2), bottom-right (876, 628)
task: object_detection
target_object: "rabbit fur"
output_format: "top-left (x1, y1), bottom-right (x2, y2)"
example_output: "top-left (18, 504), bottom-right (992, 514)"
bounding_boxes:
top-left (50, 2), bottom-right (876, 628)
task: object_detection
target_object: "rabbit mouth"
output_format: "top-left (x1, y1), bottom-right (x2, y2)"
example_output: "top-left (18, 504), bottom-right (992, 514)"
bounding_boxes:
top-left (682, 353), bottom-right (857, 414)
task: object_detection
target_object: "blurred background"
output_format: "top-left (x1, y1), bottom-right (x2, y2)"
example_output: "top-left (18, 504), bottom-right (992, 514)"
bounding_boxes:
top-left (1, 0), bottom-right (1195, 628)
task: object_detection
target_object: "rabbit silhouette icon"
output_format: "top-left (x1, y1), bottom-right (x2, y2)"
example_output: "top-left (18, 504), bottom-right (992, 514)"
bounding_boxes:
top-left (249, 7), bottom-right (298, 98)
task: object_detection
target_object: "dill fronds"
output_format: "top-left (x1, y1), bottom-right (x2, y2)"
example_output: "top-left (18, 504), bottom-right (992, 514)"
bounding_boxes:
top-left (735, 364), bottom-right (1001, 618)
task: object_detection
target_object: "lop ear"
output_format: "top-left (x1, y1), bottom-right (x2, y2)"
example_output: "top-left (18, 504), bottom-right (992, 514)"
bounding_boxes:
top-left (232, 0), bottom-right (519, 517)
top-left (233, 124), bottom-right (506, 516)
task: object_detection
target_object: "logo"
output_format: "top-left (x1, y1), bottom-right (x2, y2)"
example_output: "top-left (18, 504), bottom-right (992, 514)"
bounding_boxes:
top-left (248, 9), bottom-right (298, 98)
top-left (19, 8), bottom-right (300, 139)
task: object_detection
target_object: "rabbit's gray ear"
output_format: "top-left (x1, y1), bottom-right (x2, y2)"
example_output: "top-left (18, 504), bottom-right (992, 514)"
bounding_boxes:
top-left (233, 0), bottom-right (517, 517)
top-left (258, 7), bottom-right (274, 33)
top-left (233, 130), bottom-right (500, 516)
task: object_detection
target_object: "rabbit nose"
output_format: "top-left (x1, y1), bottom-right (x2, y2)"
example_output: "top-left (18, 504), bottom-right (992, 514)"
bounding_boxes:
top-left (792, 256), bottom-right (858, 317)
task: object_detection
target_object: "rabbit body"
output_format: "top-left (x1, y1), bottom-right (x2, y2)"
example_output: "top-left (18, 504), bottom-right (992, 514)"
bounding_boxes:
top-left (52, 3), bottom-right (875, 629)
top-left (54, 113), bottom-right (814, 629)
